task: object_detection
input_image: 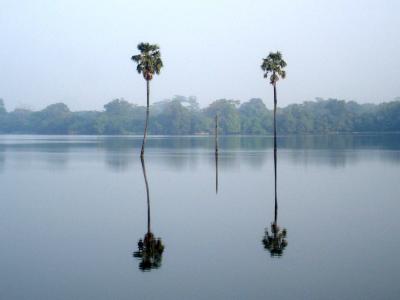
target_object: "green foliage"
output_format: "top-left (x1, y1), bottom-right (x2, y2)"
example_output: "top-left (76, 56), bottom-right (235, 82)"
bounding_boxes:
top-left (69, 111), bottom-right (102, 134)
top-left (1, 108), bottom-right (33, 133)
top-left (102, 99), bottom-right (137, 134)
top-left (152, 100), bottom-right (191, 134)
top-left (0, 99), bottom-right (6, 115)
top-left (354, 101), bottom-right (400, 132)
top-left (239, 98), bottom-right (271, 134)
top-left (131, 43), bottom-right (163, 81)
top-left (0, 98), bottom-right (400, 135)
top-left (31, 103), bottom-right (71, 134)
top-left (204, 99), bottom-right (241, 134)
top-left (0, 99), bottom-right (6, 133)
top-left (261, 51), bottom-right (287, 84)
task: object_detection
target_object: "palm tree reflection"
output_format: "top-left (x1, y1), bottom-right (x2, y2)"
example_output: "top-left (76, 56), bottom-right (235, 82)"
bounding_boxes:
top-left (215, 151), bottom-right (219, 194)
top-left (133, 157), bottom-right (165, 271)
top-left (262, 140), bottom-right (288, 256)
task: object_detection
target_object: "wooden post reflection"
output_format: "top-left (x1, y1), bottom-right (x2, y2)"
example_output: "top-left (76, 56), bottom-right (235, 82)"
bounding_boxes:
top-left (215, 150), bottom-right (219, 194)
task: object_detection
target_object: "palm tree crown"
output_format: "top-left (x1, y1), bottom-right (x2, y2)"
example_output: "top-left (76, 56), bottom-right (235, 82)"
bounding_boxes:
top-left (131, 43), bottom-right (163, 81)
top-left (131, 42), bottom-right (163, 157)
top-left (261, 51), bottom-right (286, 85)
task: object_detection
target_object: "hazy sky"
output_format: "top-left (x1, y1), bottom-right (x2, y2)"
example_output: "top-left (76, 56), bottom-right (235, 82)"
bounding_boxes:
top-left (1, 0), bottom-right (399, 111)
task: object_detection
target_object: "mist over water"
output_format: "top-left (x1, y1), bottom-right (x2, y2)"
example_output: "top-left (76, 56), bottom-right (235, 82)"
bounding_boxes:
top-left (0, 134), bottom-right (399, 299)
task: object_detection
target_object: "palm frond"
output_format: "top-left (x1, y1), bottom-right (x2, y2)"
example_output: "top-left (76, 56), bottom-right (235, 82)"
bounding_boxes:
top-left (131, 43), bottom-right (163, 80)
top-left (261, 51), bottom-right (287, 84)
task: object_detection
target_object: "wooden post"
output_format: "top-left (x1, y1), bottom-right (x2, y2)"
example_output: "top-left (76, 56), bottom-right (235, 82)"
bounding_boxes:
top-left (215, 115), bottom-right (218, 153)
top-left (215, 114), bottom-right (219, 194)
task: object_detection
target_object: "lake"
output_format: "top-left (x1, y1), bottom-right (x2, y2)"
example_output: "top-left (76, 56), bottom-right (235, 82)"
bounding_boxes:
top-left (0, 134), bottom-right (399, 300)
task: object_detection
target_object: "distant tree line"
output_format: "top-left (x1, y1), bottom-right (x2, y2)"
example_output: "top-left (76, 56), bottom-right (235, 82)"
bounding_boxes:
top-left (0, 96), bottom-right (399, 135)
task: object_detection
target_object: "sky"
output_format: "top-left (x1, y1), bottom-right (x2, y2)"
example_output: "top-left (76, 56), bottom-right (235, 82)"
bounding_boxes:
top-left (0, 0), bottom-right (399, 111)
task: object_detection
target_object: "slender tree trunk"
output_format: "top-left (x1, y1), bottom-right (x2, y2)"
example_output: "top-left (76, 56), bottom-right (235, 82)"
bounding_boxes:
top-left (273, 82), bottom-right (278, 224)
top-left (140, 80), bottom-right (150, 157)
top-left (141, 157), bottom-right (151, 234)
top-left (273, 83), bottom-right (277, 149)
top-left (273, 140), bottom-right (278, 225)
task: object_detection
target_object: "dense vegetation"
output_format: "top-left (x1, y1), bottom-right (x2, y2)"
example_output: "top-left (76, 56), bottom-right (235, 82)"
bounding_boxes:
top-left (0, 96), bottom-right (399, 135)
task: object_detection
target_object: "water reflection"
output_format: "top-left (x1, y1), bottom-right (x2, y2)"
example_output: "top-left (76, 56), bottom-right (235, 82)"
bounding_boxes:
top-left (1, 135), bottom-right (400, 171)
top-left (0, 151), bottom-right (4, 172)
top-left (132, 158), bottom-right (165, 271)
top-left (105, 152), bottom-right (134, 171)
top-left (215, 151), bottom-right (219, 194)
top-left (262, 141), bottom-right (288, 257)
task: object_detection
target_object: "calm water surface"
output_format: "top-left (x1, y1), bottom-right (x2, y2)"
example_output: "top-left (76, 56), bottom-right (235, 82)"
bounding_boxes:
top-left (0, 135), bottom-right (399, 299)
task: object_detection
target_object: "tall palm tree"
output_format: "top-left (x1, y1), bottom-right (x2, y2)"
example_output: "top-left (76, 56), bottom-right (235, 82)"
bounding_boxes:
top-left (131, 43), bottom-right (163, 157)
top-left (261, 51), bottom-right (286, 143)
top-left (261, 51), bottom-right (286, 213)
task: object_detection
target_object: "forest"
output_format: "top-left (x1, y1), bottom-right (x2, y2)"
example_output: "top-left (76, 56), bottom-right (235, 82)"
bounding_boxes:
top-left (0, 96), bottom-right (399, 135)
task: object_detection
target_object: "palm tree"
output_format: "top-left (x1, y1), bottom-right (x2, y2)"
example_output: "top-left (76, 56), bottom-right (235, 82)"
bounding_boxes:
top-left (131, 43), bottom-right (163, 157)
top-left (261, 51), bottom-right (286, 217)
top-left (261, 51), bottom-right (286, 143)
